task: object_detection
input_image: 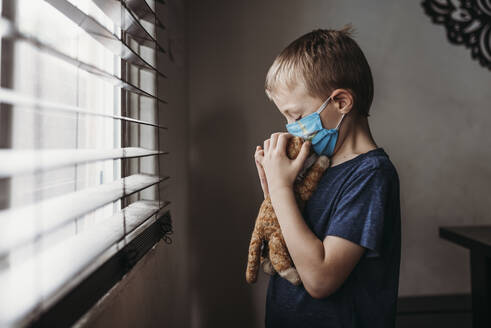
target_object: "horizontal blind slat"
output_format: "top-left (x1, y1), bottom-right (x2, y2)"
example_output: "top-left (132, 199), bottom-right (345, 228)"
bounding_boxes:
top-left (0, 87), bottom-right (168, 129)
top-left (0, 17), bottom-right (168, 104)
top-left (0, 200), bottom-right (170, 327)
top-left (0, 0), bottom-right (171, 326)
top-left (126, 0), bottom-right (165, 29)
top-left (90, 0), bottom-right (167, 53)
top-left (0, 147), bottom-right (169, 177)
top-left (43, 0), bottom-right (167, 78)
top-left (0, 174), bottom-right (170, 255)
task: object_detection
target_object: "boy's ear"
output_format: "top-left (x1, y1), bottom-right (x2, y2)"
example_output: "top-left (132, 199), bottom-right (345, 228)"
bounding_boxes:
top-left (331, 88), bottom-right (354, 115)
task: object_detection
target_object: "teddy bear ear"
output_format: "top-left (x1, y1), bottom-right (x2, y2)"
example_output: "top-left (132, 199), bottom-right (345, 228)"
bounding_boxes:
top-left (286, 136), bottom-right (304, 159)
top-left (291, 136), bottom-right (302, 146)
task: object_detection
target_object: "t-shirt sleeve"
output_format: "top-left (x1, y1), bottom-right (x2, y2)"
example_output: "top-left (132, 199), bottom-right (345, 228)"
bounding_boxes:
top-left (325, 167), bottom-right (393, 258)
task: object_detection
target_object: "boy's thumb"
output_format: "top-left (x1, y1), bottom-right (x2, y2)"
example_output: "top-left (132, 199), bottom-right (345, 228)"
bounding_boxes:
top-left (296, 140), bottom-right (311, 166)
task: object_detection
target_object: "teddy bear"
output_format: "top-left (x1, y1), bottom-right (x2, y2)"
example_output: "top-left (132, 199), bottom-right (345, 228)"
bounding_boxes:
top-left (245, 136), bottom-right (330, 286)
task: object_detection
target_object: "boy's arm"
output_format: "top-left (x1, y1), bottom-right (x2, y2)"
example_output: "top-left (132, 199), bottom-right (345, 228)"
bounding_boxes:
top-left (270, 186), bottom-right (365, 299)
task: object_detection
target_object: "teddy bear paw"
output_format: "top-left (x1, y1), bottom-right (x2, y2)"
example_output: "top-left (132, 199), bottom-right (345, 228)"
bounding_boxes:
top-left (318, 155), bottom-right (330, 169)
top-left (279, 267), bottom-right (301, 286)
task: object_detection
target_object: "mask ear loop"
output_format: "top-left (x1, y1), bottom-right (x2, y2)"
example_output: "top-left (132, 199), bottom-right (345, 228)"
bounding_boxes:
top-left (335, 113), bottom-right (346, 130)
top-left (316, 96), bottom-right (346, 130)
top-left (315, 96), bottom-right (331, 114)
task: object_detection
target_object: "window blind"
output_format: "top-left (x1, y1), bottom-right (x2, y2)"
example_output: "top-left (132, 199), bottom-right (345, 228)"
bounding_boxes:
top-left (0, 0), bottom-right (171, 326)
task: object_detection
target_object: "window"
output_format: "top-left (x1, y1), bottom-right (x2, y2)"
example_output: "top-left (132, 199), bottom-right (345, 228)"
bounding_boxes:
top-left (0, 0), bottom-right (171, 326)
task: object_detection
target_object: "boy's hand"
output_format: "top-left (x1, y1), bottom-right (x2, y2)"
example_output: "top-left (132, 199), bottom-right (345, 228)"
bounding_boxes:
top-left (256, 132), bottom-right (311, 196)
top-left (254, 145), bottom-right (269, 199)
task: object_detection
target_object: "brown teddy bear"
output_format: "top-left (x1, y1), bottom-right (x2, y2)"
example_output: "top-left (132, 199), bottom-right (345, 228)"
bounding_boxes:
top-left (245, 136), bottom-right (330, 286)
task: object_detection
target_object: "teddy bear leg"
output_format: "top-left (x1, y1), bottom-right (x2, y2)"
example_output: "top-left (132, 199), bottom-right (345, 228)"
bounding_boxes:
top-left (268, 234), bottom-right (301, 286)
top-left (246, 229), bottom-right (262, 284)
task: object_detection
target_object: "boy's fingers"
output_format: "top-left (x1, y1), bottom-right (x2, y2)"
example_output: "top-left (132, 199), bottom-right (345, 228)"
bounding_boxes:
top-left (295, 141), bottom-right (311, 167)
top-left (256, 162), bottom-right (266, 181)
top-left (270, 132), bottom-right (281, 149)
top-left (255, 154), bottom-right (263, 165)
top-left (255, 146), bottom-right (264, 163)
top-left (254, 154), bottom-right (269, 197)
top-left (276, 133), bottom-right (290, 152)
top-left (254, 147), bottom-right (265, 174)
top-left (264, 139), bottom-right (270, 153)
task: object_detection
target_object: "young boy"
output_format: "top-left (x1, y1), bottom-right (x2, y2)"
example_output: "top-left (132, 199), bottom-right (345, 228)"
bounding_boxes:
top-left (254, 26), bottom-right (401, 328)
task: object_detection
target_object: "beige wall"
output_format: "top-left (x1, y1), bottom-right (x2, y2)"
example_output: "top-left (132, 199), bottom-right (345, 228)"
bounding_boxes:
top-left (80, 0), bottom-right (491, 327)
top-left (188, 0), bottom-right (491, 327)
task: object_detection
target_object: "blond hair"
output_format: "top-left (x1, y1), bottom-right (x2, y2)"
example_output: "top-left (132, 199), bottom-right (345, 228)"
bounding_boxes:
top-left (265, 24), bottom-right (374, 117)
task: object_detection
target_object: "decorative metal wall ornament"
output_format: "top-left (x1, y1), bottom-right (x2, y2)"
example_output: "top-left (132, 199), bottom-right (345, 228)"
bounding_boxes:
top-left (422, 0), bottom-right (491, 71)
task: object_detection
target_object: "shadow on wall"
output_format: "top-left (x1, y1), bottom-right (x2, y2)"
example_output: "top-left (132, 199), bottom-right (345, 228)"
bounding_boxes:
top-left (188, 105), bottom-right (259, 327)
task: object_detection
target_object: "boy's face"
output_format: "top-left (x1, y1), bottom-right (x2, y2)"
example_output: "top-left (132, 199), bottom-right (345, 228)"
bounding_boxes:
top-left (271, 82), bottom-right (341, 130)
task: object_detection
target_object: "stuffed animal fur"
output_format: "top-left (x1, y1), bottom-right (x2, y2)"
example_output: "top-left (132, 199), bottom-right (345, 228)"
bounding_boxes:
top-left (245, 136), bottom-right (330, 286)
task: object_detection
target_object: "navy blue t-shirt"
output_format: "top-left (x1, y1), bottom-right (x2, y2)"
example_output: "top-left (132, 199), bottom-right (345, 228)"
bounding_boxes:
top-left (265, 147), bottom-right (401, 328)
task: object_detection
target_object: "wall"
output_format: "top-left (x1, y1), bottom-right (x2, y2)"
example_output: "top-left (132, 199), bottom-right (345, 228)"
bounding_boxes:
top-left (75, 0), bottom-right (491, 327)
top-left (188, 0), bottom-right (491, 327)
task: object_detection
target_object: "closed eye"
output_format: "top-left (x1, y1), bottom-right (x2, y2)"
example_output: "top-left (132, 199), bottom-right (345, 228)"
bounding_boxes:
top-left (286, 116), bottom-right (301, 124)
top-left (283, 109), bottom-right (302, 123)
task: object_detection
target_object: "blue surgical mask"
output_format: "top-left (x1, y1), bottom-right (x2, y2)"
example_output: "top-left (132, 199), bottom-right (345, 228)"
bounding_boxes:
top-left (285, 96), bottom-right (345, 157)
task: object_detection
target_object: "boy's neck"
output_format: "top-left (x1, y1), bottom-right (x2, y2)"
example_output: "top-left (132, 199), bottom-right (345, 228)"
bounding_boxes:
top-left (330, 113), bottom-right (378, 167)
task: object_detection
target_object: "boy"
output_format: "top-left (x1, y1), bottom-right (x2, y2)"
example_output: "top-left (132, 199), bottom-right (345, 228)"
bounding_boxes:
top-left (254, 25), bottom-right (401, 328)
